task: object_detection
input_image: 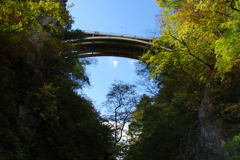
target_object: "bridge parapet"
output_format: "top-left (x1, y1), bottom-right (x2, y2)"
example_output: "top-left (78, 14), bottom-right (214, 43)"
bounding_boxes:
top-left (80, 30), bottom-right (152, 41)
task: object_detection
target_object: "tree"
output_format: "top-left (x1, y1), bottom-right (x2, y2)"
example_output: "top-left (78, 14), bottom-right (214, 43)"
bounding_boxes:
top-left (143, 0), bottom-right (240, 81)
top-left (0, 0), bottom-right (70, 38)
top-left (139, 0), bottom-right (240, 158)
top-left (103, 80), bottom-right (139, 148)
top-left (0, 1), bottom-right (114, 159)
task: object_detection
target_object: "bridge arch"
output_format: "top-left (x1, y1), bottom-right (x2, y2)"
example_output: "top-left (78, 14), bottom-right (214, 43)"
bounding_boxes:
top-left (68, 31), bottom-right (153, 60)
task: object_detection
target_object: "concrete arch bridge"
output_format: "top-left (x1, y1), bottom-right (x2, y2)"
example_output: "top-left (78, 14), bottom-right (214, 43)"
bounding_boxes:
top-left (66, 30), bottom-right (153, 60)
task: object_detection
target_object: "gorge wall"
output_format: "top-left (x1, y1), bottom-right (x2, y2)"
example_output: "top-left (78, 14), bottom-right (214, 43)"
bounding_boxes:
top-left (18, 0), bottom-right (68, 144)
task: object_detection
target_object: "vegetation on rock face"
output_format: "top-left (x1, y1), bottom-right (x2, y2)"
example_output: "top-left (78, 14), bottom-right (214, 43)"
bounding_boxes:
top-left (0, 0), bottom-right (112, 159)
top-left (124, 0), bottom-right (240, 159)
top-left (0, 0), bottom-right (240, 159)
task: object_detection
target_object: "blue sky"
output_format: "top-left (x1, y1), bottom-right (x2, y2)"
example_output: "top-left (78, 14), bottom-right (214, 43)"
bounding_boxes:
top-left (66, 0), bottom-right (160, 110)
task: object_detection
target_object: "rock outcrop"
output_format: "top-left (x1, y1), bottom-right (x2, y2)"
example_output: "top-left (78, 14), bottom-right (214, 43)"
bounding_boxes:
top-left (18, 0), bottom-right (68, 145)
top-left (195, 76), bottom-right (226, 160)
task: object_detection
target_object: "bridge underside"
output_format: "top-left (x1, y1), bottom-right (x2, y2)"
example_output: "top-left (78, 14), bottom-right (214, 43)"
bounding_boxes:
top-left (70, 33), bottom-right (152, 60)
top-left (75, 43), bottom-right (148, 59)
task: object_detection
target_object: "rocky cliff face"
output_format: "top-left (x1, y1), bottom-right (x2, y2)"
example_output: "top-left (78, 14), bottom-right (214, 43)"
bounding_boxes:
top-left (18, 0), bottom-right (68, 144)
top-left (196, 90), bottom-right (225, 159)
top-left (195, 76), bottom-right (226, 160)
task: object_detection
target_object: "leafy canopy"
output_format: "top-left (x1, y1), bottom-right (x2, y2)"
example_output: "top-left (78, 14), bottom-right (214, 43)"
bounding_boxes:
top-left (143, 0), bottom-right (240, 81)
top-left (0, 0), bottom-right (70, 35)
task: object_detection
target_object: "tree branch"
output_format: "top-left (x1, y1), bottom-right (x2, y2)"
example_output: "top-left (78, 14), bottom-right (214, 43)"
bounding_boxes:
top-left (230, 0), bottom-right (240, 12)
top-left (170, 34), bottom-right (212, 69)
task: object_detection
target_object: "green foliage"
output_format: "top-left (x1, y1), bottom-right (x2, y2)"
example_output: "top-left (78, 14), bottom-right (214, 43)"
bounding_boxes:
top-left (35, 83), bottom-right (59, 122)
top-left (128, 0), bottom-right (240, 159)
top-left (0, 128), bottom-right (29, 160)
top-left (40, 37), bottom-right (90, 89)
top-left (31, 33), bottom-right (112, 159)
top-left (35, 88), bottom-right (113, 160)
top-left (0, 23), bottom-right (30, 160)
top-left (59, 29), bottom-right (86, 40)
top-left (144, 0), bottom-right (240, 82)
top-left (1, 0), bottom-right (239, 159)
top-left (223, 133), bottom-right (240, 160)
top-left (0, 0), bottom-right (112, 159)
top-left (0, 0), bottom-right (70, 36)
top-left (126, 91), bottom-right (198, 159)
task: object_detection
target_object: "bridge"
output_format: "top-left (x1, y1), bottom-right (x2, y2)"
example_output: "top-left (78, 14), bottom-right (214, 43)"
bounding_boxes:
top-left (67, 30), bottom-right (153, 60)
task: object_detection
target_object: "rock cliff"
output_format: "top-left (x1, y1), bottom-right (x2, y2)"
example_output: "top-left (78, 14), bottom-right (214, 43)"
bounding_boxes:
top-left (18, 0), bottom-right (68, 145)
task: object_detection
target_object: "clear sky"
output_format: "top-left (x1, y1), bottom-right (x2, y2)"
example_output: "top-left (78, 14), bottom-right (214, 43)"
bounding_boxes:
top-left (66, 0), bottom-right (160, 111)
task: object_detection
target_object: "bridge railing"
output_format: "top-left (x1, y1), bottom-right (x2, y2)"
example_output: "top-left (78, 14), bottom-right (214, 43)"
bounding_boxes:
top-left (77, 30), bottom-right (153, 40)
